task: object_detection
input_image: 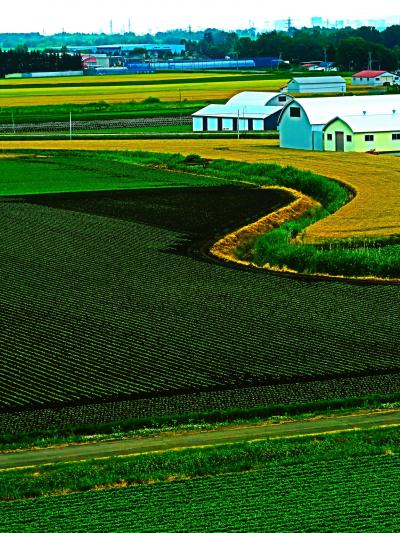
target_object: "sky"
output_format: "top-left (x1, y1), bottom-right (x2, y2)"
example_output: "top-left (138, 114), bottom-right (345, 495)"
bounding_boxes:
top-left (2, 0), bottom-right (400, 35)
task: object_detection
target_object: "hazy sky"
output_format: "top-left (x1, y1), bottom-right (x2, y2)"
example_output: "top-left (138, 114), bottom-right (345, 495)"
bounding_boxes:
top-left (2, 0), bottom-right (400, 34)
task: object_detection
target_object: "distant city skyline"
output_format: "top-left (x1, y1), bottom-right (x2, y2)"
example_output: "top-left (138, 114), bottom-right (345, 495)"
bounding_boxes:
top-left (2, 1), bottom-right (400, 35)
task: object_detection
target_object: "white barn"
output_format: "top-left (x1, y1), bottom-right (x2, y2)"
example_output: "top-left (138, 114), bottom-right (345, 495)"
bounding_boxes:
top-left (286, 76), bottom-right (346, 94)
top-left (351, 70), bottom-right (400, 86)
top-left (192, 92), bottom-right (293, 132)
top-left (192, 105), bottom-right (283, 132)
top-left (278, 94), bottom-right (400, 150)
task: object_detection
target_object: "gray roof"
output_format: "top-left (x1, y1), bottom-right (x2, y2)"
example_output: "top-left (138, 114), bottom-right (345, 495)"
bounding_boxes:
top-left (226, 91), bottom-right (291, 106)
top-left (289, 76), bottom-right (346, 85)
top-left (192, 104), bottom-right (280, 119)
top-left (325, 114), bottom-right (400, 133)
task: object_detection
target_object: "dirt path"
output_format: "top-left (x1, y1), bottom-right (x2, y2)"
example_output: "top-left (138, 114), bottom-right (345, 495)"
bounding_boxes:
top-left (1, 410), bottom-right (399, 470)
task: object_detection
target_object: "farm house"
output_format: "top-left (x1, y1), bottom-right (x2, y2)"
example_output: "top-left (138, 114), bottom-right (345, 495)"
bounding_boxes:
top-left (192, 105), bottom-right (283, 132)
top-left (286, 76), bottom-right (346, 94)
top-left (278, 94), bottom-right (400, 150)
top-left (323, 114), bottom-right (400, 152)
top-left (192, 92), bottom-right (293, 131)
top-left (351, 70), bottom-right (399, 86)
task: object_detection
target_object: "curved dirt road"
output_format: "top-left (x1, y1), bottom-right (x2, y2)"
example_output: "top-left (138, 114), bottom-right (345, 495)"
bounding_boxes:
top-left (1, 410), bottom-right (399, 470)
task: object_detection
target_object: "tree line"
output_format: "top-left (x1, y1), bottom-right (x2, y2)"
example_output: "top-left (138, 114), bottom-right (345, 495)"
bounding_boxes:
top-left (1, 24), bottom-right (400, 73)
top-left (193, 25), bottom-right (400, 71)
top-left (0, 46), bottom-right (82, 77)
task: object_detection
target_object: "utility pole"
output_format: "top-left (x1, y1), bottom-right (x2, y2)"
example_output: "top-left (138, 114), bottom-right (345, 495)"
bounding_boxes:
top-left (69, 112), bottom-right (72, 141)
top-left (237, 109), bottom-right (240, 140)
top-left (368, 51), bottom-right (372, 70)
top-left (178, 89), bottom-right (182, 126)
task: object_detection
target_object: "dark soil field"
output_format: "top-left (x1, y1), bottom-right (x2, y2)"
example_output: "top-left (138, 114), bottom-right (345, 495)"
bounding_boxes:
top-left (0, 181), bottom-right (399, 433)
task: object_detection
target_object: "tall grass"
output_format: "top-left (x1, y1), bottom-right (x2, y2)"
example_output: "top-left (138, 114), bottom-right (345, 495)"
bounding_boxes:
top-left (1, 426), bottom-right (398, 501)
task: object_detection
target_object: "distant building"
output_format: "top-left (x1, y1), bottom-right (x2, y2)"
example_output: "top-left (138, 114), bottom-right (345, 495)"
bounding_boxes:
top-left (311, 17), bottom-right (323, 27)
top-left (351, 71), bottom-right (399, 86)
top-left (286, 76), bottom-right (346, 94)
top-left (82, 54), bottom-right (110, 69)
top-left (67, 43), bottom-right (186, 56)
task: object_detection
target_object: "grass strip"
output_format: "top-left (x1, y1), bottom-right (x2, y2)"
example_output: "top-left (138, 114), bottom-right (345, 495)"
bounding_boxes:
top-left (1, 392), bottom-right (400, 452)
top-left (1, 426), bottom-right (398, 501)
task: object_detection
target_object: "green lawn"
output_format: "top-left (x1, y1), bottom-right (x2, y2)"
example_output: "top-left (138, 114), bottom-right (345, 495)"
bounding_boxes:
top-left (0, 152), bottom-right (217, 195)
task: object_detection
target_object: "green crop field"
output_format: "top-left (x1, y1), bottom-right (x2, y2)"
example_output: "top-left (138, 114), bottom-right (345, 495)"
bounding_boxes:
top-left (0, 151), bottom-right (399, 436)
top-left (1, 454), bottom-right (398, 532)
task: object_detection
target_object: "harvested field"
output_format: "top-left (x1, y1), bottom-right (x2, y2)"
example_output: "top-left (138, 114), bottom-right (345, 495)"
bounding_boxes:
top-left (1, 139), bottom-right (399, 242)
top-left (0, 78), bottom-right (288, 107)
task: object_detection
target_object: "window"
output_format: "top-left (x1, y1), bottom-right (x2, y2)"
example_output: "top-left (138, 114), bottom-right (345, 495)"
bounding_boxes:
top-left (290, 107), bottom-right (301, 118)
top-left (392, 133), bottom-right (400, 140)
top-left (375, 78), bottom-right (380, 81)
top-left (346, 135), bottom-right (352, 142)
top-left (278, 96), bottom-right (286, 102)
top-left (327, 133), bottom-right (333, 141)
top-left (365, 134), bottom-right (374, 141)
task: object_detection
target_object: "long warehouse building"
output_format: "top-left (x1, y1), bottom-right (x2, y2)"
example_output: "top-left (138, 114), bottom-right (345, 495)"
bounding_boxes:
top-left (192, 92), bottom-right (293, 132)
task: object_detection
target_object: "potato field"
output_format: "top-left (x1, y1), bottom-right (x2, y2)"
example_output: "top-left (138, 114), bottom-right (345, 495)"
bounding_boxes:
top-left (1, 455), bottom-right (398, 532)
top-left (0, 159), bottom-right (399, 431)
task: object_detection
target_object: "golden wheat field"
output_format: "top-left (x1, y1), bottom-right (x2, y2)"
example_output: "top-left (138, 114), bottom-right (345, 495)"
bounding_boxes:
top-left (0, 72), bottom-right (251, 86)
top-left (0, 77), bottom-right (288, 107)
top-left (1, 138), bottom-right (399, 243)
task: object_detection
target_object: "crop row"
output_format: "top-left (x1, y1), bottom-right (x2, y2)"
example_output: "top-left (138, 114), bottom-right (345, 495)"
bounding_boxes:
top-left (0, 191), bottom-right (399, 415)
top-left (1, 455), bottom-right (398, 532)
top-left (1, 371), bottom-right (399, 435)
top-left (0, 116), bottom-right (191, 133)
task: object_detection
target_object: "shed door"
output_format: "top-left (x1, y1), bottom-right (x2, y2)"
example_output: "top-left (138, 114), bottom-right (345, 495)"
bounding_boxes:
top-left (335, 131), bottom-right (344, 152)
top-left (217, 117), bottom-right (223, 131)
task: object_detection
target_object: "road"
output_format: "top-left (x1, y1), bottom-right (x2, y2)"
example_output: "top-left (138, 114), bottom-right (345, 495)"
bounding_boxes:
top-left (1, 410), bottom-right (399, 470)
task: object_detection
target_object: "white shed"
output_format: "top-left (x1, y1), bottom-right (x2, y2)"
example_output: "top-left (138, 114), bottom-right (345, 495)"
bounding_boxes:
top-left (192, 104), bottom-right (283, 132)
top-left (278, 94), bottom-right (400, 150)
top-left (287, 76), bottom-right (346, 94)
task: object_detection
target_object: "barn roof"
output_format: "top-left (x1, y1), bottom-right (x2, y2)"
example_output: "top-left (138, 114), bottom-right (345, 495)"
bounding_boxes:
top-left (226, 91), bottom-right (290, 106)
top-left (278, 95), bottom-right (400, 125)
top-left (289, 76), bottom-right (346, 85)
top-left (192, 104), bottom-right (280, 119)
top-left (352, 70), bottom-right (392, 78)
top-left (325, 114), bottom-right (400, 133)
